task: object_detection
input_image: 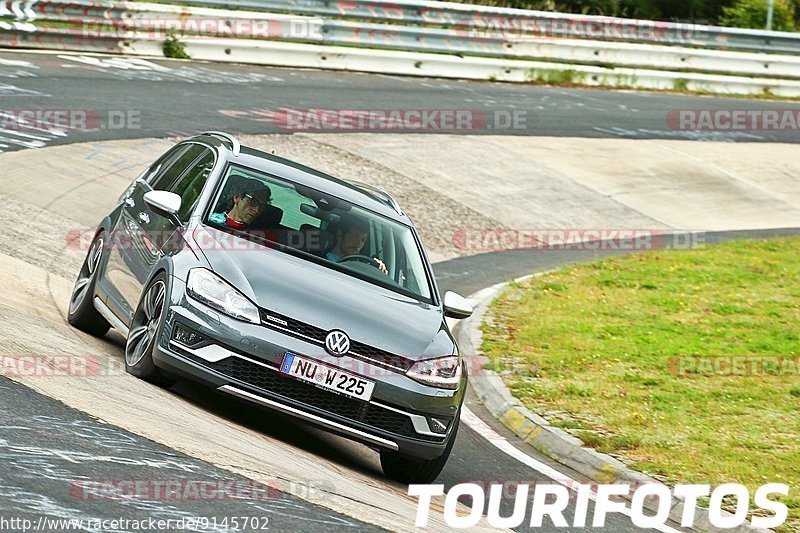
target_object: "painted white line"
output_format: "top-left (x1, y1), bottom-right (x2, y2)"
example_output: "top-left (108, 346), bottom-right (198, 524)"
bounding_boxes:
top-left (460, 406), bottom-right (683, 533)
top-left (0, 134), bottom-right (46, 149)
top-left (0, 58), bottom-right (36, 69)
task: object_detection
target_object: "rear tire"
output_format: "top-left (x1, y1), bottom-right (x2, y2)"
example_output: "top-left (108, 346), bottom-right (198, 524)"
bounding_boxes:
top-left (380, 417), bottom-right (459, 484)
top-left (125, 273), bottom-right (175, 388)
top-left (67, 232), bottom-right (110, 337)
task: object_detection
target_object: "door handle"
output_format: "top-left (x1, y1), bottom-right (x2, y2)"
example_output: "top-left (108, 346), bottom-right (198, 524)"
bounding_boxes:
top-left (124, 197), bottom-right (135, 208)
top-left (138, 212), bottom-right (150, 224)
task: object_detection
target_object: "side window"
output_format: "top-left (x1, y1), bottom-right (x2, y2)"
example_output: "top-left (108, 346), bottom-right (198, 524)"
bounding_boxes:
top-left (169, 150), bottom-right (215, 221)
top-left (120, 145), bottom-right (186, 201)
top-left (143, 144), bottom-right (189, 184)
top-left (150, 144), bottom-right (207, 191)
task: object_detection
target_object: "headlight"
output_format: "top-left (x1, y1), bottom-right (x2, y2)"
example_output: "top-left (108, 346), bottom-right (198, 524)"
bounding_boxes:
top-left (406, 356), bottom-right (462, 389)
top-left (186, 268), bottom-right (260, 324)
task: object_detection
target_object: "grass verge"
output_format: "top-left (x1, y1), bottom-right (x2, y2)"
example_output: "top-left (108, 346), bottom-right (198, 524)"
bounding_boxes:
top-left (482, 237), bottom-right (800, 530)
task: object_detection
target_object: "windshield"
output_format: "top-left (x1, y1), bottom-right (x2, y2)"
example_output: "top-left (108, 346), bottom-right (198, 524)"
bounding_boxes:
top-left (204, 164), bottom-right (433, 302)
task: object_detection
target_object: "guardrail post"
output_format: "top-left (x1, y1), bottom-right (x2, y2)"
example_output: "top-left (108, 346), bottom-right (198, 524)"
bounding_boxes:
top-left (767, 0), bottom-right (775, 30)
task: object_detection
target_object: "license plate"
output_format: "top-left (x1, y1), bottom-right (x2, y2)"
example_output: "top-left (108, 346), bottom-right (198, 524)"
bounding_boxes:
top-left (280, 353), bottom-right (375, 402)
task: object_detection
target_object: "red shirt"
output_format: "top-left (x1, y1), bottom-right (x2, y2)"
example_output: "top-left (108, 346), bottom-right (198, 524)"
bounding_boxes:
top-left (225, 214), bottom-right (246, 230)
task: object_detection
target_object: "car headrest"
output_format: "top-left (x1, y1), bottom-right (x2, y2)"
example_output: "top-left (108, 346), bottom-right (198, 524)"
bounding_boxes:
top-left (253, 204), bottom-right (283, 229)
top-left (299, 223), bottom-right (332, 253)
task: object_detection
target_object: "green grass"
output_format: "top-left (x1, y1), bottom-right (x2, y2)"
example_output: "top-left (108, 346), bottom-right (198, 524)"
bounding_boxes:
top-left (483, 237), bottom-right (800, 530)
top-left (673, 78), bottom-right (690, 91)
top-left (163, 33), bottom-right (190, 59)
top-left (528, 68), bottom-right (586, 86)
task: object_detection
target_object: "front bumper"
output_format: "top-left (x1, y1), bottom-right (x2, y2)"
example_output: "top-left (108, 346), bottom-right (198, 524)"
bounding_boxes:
top-left (152, 277), bottom-right (466, 460)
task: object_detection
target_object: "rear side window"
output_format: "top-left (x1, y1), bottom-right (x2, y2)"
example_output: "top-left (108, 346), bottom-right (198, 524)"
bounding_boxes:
top-left (140, 144), bottom-right (187, 184)
top-left (169, 150), bottom-right (215, 221)
top-left (150, 144), bottom-right (207, 191)
top-left (119, 144), bottom-right (186, 201)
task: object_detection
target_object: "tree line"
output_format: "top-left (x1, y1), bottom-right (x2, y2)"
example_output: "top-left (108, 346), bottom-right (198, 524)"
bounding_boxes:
top-left (451, 0), bottom-right (798, 31)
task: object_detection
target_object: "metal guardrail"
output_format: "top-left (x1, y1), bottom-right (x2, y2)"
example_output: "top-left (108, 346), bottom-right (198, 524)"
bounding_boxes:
top-left (148, 0), bottom-right (800, 55)
top-left (1, 0), bottom-right (800, 95)
top-left (2, 0), bottom-right (799, 80)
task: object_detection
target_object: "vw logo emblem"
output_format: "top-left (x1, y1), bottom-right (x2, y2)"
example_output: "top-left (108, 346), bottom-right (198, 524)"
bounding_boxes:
top-left (325, 330), bottom-right (350, 356)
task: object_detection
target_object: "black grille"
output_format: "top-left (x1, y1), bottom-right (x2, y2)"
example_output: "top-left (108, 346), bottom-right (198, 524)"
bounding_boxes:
top-left (362, 406), bottom-right (417, 437)
top-left (180, 348), bottom-right (443, 442)
top-left (260, 309), bottom-right (324, 342)
top-left (258, 308), bottom-right (414, 372)
top-left (212, 357), bottom-right (365, 420)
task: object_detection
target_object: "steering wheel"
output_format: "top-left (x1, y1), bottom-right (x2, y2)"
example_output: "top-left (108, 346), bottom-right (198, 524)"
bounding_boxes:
top-left (339, 254), bottom-right (383, 269)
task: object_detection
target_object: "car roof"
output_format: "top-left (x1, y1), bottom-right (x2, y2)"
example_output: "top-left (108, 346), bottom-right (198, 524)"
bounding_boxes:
top-left (192, 134), bottom-right (411, 224)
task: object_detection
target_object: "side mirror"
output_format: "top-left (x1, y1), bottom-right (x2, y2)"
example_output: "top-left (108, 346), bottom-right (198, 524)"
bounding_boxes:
top-left (143, 190), bottom-right (182, 223)
top-left (444, 291), bottom-right (473, 319)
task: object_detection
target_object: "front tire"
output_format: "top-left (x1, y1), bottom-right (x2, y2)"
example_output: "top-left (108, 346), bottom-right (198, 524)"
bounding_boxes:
top-left (380, 417), bottom-right (460, 484)
top-left (67, 232), bottom-right (110, 336)
top-left (125, 273), bottom-right (175, 388)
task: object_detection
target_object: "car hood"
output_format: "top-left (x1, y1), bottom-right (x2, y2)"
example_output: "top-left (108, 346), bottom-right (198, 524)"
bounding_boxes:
top-left (193, 226), bottom-right (450, 360)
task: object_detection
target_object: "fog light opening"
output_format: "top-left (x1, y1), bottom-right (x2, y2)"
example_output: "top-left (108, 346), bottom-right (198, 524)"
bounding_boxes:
top-left (429, 417), bottom-right (451, 434)
top-left (172, 323), bottom-right (204, 348)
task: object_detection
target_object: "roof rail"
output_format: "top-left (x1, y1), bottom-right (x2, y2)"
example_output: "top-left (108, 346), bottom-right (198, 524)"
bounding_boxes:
top-left (201, 130), bottom-right (240, 157)
top-left (344, 179), bottom-right (403, 215)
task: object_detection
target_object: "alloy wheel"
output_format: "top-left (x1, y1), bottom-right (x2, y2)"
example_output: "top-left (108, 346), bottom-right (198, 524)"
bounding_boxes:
top-left (125, 280), bottom-right (166, 367)
top-left (68, 237), bottom-right (104, 316)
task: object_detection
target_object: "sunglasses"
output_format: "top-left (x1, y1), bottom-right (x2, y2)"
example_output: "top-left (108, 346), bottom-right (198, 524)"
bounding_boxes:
top-left (243, 193), bottom-right (270, 209)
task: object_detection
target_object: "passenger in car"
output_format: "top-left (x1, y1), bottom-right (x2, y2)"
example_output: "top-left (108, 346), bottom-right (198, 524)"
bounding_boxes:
top-left (209, 179), bottom-right (271, 230)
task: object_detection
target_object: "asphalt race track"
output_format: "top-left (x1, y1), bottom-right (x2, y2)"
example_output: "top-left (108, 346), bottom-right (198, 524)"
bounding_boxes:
top-left (2, 50), bottom-right (800, 153)
top-left (0, 378), bottom-right (377, 532)
top-left (1, 49), bottom-right (799, 532)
